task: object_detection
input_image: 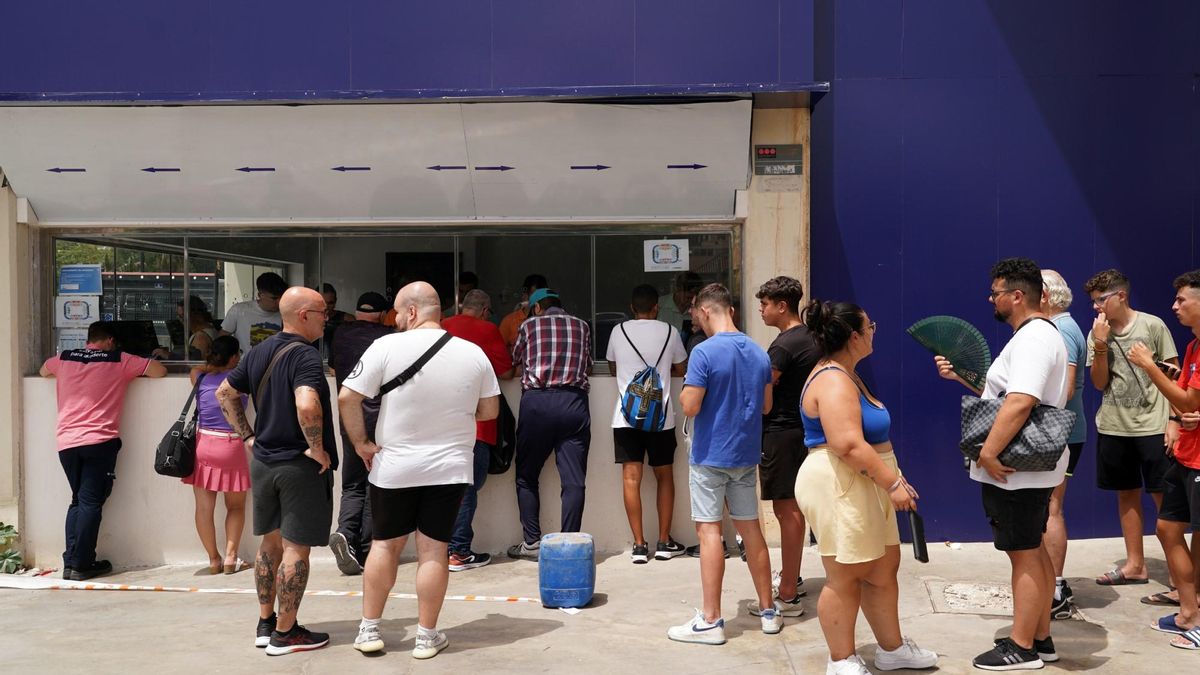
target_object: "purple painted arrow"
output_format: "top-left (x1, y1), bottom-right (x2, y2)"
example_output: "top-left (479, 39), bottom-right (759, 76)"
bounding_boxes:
top-left (142, 167), bottom-right (181, 173)
top-left (46, 167), bottom-right (86, 173)
top-left (427, 165), bottom-right (467, 171)
top-left (236, 166), bottom-right (275, 173)
top-left (570, 164), bottom-right (610, 171)
top-left (666, 163), bottom-right (707, 170)
top-left (332, 166), bottom-right (371, 172)
top-left (475, 165), bottom-right (514, 171)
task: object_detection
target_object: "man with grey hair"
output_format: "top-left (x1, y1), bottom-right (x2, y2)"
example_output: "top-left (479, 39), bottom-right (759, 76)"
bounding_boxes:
top-left (443, 288), bottom-right (514, 571)
top-left (1041, 270), bottom-right (1088, 619)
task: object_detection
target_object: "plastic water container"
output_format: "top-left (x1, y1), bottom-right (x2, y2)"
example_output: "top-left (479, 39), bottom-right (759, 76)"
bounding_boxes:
top-left (538, 532), bottom-right (595, 608)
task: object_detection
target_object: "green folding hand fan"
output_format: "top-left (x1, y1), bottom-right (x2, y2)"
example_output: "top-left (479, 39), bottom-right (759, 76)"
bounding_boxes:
top-left (906, 315), bottom-right (992, 392)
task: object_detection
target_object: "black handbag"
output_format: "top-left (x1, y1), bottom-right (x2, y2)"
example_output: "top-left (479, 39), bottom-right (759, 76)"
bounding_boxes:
top-left (958, 394), bottom-right (1077, 472)
top-left (489, 394), bottom-right (516, 474)
top-left (155, 374), bottom-right (204, 478)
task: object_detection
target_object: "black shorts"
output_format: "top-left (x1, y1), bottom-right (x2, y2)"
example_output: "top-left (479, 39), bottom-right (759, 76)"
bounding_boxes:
top-left (980, 483), bottom-right (1053, 551)
top-left (1158, 462), bottom-right (1200, 528)
top-left (759, 428), bottom-right (808, 500)
top-left (1065, 442), bottom-right (1084, 476)
top-left (370, 483), bottom-right (469, 542)
top-left (1096, 433), bottom-right (1171, 492)
top-left (250, 456), bottom-right (333, 547)
top-left (613, 428), bottom-right (677, 467)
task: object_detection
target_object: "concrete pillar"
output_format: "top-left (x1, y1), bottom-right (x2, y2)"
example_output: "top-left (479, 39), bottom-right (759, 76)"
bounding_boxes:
top-left (0, 179), bottom-right (32, 528)
top-left (742, 107), bottom-right (811, 543)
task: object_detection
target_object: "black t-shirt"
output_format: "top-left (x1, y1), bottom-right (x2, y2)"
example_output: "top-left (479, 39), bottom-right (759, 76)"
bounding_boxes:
top-left (227, 331), bottom-right (338, 468)
top-left (330, 320), bottom-right (393, 440)
top-left (763, 324), bottom-right (820, 433)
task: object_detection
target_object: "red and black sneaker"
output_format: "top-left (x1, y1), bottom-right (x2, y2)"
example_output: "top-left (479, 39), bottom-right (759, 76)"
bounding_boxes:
top-left (264, 624), bottom-right (330, 656)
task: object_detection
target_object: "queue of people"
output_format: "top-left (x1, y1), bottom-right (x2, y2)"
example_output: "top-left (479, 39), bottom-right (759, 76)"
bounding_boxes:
top-left (37, 260), bottom-right (1200, 666)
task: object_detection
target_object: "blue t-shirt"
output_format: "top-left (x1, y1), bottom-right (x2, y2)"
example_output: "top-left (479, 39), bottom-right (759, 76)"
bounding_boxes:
top-left (1052, 312), bottom-right (1087, 444)
top-left (684, 332), bottom-right (772, 467)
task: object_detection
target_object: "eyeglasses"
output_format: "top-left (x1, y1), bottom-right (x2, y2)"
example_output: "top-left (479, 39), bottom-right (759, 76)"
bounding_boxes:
top-left (868, 321), bottom-right (877, 332)
top-left (988, 288), bottom-right (1018, 301)
top-left (299, 307), bottom-right (327, 322)
top-left (1092, 291), bottom-right (1120, 308)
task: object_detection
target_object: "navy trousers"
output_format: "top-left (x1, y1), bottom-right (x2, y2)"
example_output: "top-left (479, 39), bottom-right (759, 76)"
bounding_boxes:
top-left (336, 429), bottom-right (373, 564)
top-left (58, 438), bottom-right (121, 570)
top-left (514, 387), bottom-right (591, 545)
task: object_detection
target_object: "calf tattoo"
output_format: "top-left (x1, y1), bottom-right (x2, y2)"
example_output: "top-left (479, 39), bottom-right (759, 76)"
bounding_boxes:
top-left (277, 559), bottom-right (310, 617)
top-left (255, 551), bottom-right (275, 605)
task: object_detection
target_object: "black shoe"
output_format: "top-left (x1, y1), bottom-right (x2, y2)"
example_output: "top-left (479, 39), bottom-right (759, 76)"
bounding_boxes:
top-left (654, 538), bottom-right (686, 560)
top-left (685, 540), bottom-right (730, 559)
top-left (329, 532), bottom-right (363, 576)
top-left (1033, 636), bottom-right (1058, 663)
top-left (973, 637), bottom-right (1043, 671)
top-left (265, 624), bottom-right (330, 656)
top-left (735, 535), bottom-right (746, 561)
top-left (255, 613), bottom-right (277, 648)
top-left (631, 543), bottom-right (649, 564)
top-left (1050, 580), bottom-right (1073, 620)
top-left (61, 567), bottom-right (73, 580)
top-left (67, 560), bottom-right (112, 581)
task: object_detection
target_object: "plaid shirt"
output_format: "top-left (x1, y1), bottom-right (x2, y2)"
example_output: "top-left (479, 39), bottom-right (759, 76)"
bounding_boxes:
top-left (512, 307), bottom-right (592, 391)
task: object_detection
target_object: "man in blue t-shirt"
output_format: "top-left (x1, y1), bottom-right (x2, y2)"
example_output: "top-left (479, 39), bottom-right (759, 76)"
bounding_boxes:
top-left (667, 283), bottom-right (777, 646)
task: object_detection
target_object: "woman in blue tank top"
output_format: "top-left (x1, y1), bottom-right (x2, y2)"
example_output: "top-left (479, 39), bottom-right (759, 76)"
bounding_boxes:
top-left (793, 300), bottom-right (937, 675)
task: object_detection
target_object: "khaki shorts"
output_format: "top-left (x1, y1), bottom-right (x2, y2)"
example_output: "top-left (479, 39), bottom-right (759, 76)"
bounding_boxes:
top-left (794, 448), bottom-right (900, 564)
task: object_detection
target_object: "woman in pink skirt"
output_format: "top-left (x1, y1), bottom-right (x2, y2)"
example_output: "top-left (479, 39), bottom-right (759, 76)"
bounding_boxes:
top-left (184, 335), bottom-right (251, 574)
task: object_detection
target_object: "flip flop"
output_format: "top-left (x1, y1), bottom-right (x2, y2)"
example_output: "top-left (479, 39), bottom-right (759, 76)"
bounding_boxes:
top-left (1151, 614), bottom-right (1188, 634)
top-left (1171, 627), bottom-right (1200, 650)
top-left (224, 558), bottom-right (251, 575)
top-left (1141, 591), bottom-right (1181, 607)
top-left (1095, 568), bottom-right (1149, 585)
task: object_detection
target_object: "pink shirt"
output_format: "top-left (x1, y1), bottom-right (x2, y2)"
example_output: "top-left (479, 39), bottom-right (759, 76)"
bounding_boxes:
top-left (43, 349), bottom-right (153, 451)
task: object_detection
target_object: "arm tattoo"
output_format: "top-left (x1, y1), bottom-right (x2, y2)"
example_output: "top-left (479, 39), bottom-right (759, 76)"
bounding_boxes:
top-left (296, 387), bottom-right (324, 451)
top-left (255, 550), bottom-right (276, 606)
top-left (218, 389), bottom-right (254, 439)
top-left (276, 559), bottom-right (310, 617)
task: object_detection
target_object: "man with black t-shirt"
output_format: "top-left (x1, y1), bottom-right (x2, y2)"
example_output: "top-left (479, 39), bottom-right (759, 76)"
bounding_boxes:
top-left (217, 286), bottom-right (337, 656)
top-left (755, 276), bottom-right (819, 617)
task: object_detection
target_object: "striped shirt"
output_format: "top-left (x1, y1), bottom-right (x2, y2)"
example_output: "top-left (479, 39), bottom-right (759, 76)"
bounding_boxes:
top-left (512, 307), bottom-right (592, 391)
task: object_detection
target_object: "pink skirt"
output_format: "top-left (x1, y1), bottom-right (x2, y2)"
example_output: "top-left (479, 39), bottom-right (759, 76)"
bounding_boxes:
top-left (182, 429), bottom-right (250, 493)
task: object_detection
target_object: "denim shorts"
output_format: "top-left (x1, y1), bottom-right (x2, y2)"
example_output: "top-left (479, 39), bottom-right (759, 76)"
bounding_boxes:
top-left (689, 464), bottom-right (759, 522)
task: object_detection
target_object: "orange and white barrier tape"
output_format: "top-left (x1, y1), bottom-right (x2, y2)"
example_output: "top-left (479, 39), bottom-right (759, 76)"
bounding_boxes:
top-left (0, 574), bottom-right (540, 604)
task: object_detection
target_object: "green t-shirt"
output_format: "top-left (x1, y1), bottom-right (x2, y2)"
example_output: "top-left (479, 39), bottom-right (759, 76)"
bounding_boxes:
top-left (1086, 311), bottom-right (1178, 436)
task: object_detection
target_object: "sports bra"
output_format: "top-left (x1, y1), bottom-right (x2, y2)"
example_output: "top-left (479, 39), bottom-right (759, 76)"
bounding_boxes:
top-left (800, 366), bottom-right (891, 448)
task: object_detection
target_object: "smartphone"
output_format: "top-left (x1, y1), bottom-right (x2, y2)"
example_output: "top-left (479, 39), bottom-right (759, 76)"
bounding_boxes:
top-left (908, 510), bottom-right (929, 563)
top-left (1157, 361), bottom-right (1182, 380)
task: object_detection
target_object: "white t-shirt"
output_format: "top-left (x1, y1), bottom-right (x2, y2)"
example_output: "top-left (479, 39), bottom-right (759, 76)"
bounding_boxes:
top-left (220, 301), bottom-right (282, 351)
top-left (971, 318), bottom-right (1070, 490)
top-left (341, 329), bottom-right (501, 489)
top-left (606, 319), bottom-right (687, 429)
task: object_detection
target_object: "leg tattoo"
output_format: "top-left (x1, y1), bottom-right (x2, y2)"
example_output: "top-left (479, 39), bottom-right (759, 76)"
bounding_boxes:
top-left (255, 551), bottom-right (275, 606)
top-left (277, 559), bottom-right (310, 617)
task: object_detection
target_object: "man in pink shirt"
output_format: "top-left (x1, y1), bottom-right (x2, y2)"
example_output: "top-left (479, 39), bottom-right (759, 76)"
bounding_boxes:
top-left (40, 322), bottom-right (166, 580)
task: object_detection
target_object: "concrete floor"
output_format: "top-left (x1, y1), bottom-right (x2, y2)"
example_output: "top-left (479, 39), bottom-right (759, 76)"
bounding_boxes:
top-left (1, 536), bottom-right (1195, 674)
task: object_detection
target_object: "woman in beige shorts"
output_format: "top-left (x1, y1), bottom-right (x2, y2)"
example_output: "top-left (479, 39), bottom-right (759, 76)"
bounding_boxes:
top-left (795, 300), bottom-right (937, 675)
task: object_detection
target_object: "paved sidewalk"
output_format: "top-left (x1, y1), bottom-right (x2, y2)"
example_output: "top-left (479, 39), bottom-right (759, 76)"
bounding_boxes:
top-left (1, 536), bottom-right (1194, 673)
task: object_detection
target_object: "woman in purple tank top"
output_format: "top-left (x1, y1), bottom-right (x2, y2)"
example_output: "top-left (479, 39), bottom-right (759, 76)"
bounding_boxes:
top-left (184, 335), bottom-right (251, 574)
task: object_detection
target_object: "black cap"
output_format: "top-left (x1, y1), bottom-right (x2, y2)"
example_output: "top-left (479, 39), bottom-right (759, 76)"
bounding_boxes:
top-left (356, 292), bottom-right (389, 313)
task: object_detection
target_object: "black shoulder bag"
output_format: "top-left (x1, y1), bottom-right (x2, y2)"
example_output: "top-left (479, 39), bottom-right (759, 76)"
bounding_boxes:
top-left (378, 331), bottom-right (453, 396)
top-left (154, 374), bottom-right (205, 478)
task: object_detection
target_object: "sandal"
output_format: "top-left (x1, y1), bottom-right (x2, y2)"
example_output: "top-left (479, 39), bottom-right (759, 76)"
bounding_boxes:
top-left (1141, 591), bottom-right (1181, 607)
top-left (1151, 614), bottom-right (1188, 635)
top-left (1171, 627), bottom-right (1200, 650)
top-left (1095, 568), bottom-right (1149, 585)
top-left (224, 558), bottom-right (251, 575)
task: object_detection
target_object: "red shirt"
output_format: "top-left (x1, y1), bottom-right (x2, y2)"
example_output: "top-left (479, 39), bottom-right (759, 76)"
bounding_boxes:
top-left (1175, 339), bottom-right (1200, 469)
top-left (43, 348), bottom-right (152, 450)
top-left (443, 315), bottom-right (512, 444)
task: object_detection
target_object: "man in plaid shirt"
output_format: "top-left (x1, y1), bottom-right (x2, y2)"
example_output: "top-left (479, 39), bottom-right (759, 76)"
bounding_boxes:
top-left (507, 288), bottom-right (593, 559)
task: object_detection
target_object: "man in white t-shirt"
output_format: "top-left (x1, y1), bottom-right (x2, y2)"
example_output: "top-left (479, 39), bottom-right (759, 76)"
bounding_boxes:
top-left (220, 272), bottom-right (286, 351)
top-left (607, 284), bottom-right (688, 564)
top-left (936, 258), bottom-right (1069, 670)
top-left (338, 282), bottom-right (500, 661)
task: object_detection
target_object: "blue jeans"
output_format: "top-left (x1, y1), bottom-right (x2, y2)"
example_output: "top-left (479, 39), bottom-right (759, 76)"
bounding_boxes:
top-left (59, 438), bottom-right (121, 569)
top-left (449, 440), bottom-right (492, 555)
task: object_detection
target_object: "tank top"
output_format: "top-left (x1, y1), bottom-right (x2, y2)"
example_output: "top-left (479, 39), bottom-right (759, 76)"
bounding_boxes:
top-left (197, 370), bottom-right (242, 431)
top-left (800, 366), bottom-right (891, 447)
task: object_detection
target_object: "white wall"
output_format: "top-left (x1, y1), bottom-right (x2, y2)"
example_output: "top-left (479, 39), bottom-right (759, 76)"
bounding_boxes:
top-left (21, 376), bottom-right (701, 567)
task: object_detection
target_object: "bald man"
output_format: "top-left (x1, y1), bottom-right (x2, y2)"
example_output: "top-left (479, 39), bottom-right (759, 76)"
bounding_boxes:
top-left (217, 286), bottom-right (337, 656)
top-left (340, 282), bottom-right (500, 659)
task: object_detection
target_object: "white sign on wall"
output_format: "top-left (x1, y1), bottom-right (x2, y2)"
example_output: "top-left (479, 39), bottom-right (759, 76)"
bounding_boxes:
top-left (54, 295), bottom-right (100, 328)
top-left (643, 239), bottom-right (690, 272)
top-left (56, 328), bottom-right (89, 353)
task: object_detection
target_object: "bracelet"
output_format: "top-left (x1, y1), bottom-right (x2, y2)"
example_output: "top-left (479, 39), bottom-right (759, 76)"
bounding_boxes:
top-left (242, 434), bottom-right (255, 442)
top-left (887, 477), bottom-right (904, 493)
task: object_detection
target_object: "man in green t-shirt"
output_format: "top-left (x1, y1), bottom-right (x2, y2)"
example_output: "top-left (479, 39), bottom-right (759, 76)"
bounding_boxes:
top-left (1085, 269), bottom-right (1178, 589)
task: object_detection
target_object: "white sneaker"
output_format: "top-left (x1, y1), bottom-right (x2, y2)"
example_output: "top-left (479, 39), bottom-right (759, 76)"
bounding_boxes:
top-left (666, 610), bottom-right (726, 645)
top-left (874, 636), bottom-right (938, 670)
top-left (751, 598), bottom-right (805, 618)
top-left (353, 624), bottom-right (384, 653)
top-left (827, 654), bottom-right (872, 675)
top-left (772, 569), bottom-right (808, 598)
top-left (412, 631), bottom-right (448, 659)
top-left (760, 608), bottom-right (783, 634)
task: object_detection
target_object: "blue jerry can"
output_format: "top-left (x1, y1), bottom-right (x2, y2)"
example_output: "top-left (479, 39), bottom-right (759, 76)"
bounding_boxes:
top-left (538, 532), bottom-right (595, 608)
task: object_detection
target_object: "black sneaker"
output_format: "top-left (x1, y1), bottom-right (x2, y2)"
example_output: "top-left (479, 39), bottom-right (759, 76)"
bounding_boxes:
top-left (67, 560), bottom-right (113, 581)
top-left (972, 637), bottom-right (1043, 671)
top-left (685, 540), bottom-right (730, 559)
top-left (735, 535), bottom-right (746, 561)
top-left (1033, 636), bottom-right (1058, 663)
top-left (631, 543), bottom-right (650, 564)
top-left (265, 624), bottom-right (330, 656)
top-left (1050, 580), bottom-right (1073, 620)
top-left (448, 551), bottom-right (491, 572)
top-left (255, 613), bottom-right (277, 648)
top-left (61, 567), bottom-right (73, 580)
top-left (654, 539), bottom-right (686, 560)
top-left (328, 532), bottom-right (363, 576)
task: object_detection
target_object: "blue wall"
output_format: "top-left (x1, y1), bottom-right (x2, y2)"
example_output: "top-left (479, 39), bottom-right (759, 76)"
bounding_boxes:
top-left (1, 1), bottom-right (815, 102)
top-left (811, 0), bottom-right (1200, 541)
